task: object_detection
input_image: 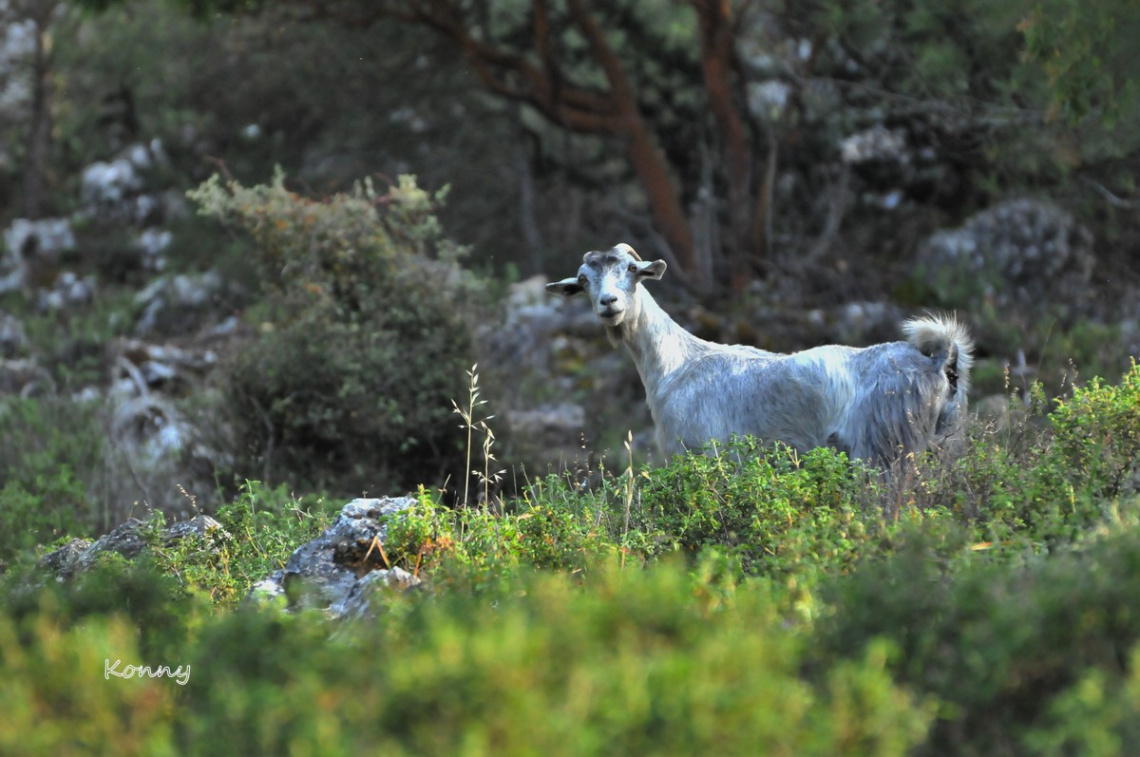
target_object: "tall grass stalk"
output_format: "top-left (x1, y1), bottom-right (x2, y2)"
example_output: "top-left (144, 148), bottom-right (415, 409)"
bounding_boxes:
top-left (452, 364), bottom-right (502, 514)
top-left (451, 364), bottom-right (487, 509)
top-left (622, 430), bottom-right (635, 544)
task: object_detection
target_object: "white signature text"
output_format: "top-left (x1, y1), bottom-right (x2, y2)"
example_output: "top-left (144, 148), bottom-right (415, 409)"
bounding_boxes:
top-left (104, 658), bottom-right (191, 686)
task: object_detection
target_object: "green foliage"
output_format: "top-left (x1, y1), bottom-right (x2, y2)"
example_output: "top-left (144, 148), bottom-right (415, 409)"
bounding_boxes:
top-left (189, 171), bottom-right (479, 495)
top-left (0, 397), bottom-right (105, 566)
top-left (4, 363), bottom-right (1140, 753)
top-left (894, 364), bottom-right (1140, 554)
top-left (0, 561), bottom-right (934, 756)
top-left (816, 526), bottom-right (1140, 755)
top-left (382, 441), bottom-right (914, 602)
top-left (1051, 361), bottom-right (1140, 502)
top-left (631, 441), bottom-right (891, 579)
top-left (823, 0), bottom-right (1029, 102)
top-left (1021, 0), bottom-right (1140, 129)
top-left (146, 481), bottom-right (333, 608)
top-left (0, 610), bottom-right (176, 756)
top-left (1024, 645), bottom-right (1140, 756)
top-left (0, 552), bottom-right (202, 664)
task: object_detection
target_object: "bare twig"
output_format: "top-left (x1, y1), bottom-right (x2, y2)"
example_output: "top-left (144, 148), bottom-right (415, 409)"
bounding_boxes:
top-left (1080, 176), bottom-right (1138, 209)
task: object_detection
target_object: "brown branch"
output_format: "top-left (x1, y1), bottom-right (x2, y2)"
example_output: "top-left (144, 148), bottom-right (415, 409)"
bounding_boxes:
top-left (299, 0), bottom-right (699, 282)
top-left (692, 0), bottom-right (756, 287)
top-left (412, 0), bottom-right (623, 131)
top-left (565, 0), bottom-right (699, 282)
top-left (565, 0), bottom-right (638, 117)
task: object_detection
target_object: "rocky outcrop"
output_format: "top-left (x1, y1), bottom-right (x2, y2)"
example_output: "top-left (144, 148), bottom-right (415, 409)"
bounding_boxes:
top-left (247, 497), bottom-right (423, 620)
top-left (916, 198), bottom-right (1096, 316)
top-left (0, 312), bottom-right (26, 358)
top-left (38, 514), bottom-right (229, 580)
top-left (102, 336), bottom-right (233, 520)
top-left (133, 269), bottom-right (241, 337)
top-left (79, 141), bottom-right (172, 226)
top-left (0, 217), bottom-right (77, 296)
top-left (37, 496), bottom-right (424, 623)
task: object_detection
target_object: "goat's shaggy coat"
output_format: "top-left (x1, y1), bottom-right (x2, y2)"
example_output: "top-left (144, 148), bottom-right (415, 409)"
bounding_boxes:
top-left (548, 244), bottom-right (974, 467)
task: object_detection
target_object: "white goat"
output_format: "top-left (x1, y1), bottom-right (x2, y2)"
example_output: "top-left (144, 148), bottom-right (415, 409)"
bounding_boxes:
top-left (546, 243), bottom-right (974, 468)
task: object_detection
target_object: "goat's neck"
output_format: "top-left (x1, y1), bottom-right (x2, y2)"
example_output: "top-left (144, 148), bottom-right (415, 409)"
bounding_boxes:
top-left (611, 285), bottom-right (706, 399)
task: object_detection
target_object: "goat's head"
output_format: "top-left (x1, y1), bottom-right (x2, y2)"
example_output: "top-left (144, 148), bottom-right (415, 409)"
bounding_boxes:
top-left (546, 243), bottom-right (666, 328)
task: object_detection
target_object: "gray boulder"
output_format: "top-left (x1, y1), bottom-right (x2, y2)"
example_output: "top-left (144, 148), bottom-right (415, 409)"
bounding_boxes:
top-left (3, 217), bottom-right (76, 260)
top-left (0, 312), bottom-right (27, 358)
top-left (38, 514), bottom-right (229, 580)
top-left (916, 198), bottom-right (1095, 315)
top-left (248, 497), bottom-right (423, 619)
top-left (133, 269), bottom-right (239, 337)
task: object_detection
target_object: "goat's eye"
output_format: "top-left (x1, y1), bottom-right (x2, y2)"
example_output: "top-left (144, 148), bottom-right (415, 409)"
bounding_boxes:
top-left (627, 263), bottom-right (638, 273)
top-left (577, 275), bottom-right (587, 285)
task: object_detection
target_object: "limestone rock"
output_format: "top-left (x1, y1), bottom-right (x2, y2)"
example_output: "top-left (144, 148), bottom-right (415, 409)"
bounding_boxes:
top-left (249, 497), bottom-right (422, 619)
top-left (916, 199), bottom-right (1095, 315)
top-left (133, 269), bottom-right (238, 337)
top-left (0, 312), bottom-right (27, 358)
top-left (38, 514), bottom-right (229, 580)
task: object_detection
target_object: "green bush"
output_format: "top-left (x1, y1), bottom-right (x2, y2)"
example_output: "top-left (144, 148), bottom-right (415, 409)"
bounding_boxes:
top-left (4, 346), bottom-right (1140, 755)
top-left (146, 481), bottom-right (334, 608)
top-left (0, 561), bottom-right (934, 756)
top-left (1023, 644), bottom-right (1140, 757)
top-left (381, 441), bottom-right (920, 600)
top-left (1051, 361), bottom-right (1140, 502)
top-left (630, 441), bottom-right (891, 577)
top-left (0, 610), bottom-right (176, 756)
top-left (189, 171), bottom-right (479, 496)
top-left (814, 525), bottom-right (1140, 756)
top-left (0, 397), bottom-right (106, 566)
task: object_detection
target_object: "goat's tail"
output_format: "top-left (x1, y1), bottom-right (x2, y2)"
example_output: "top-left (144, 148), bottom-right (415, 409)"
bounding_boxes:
top-left (902, 313), bottom-right (975, 399)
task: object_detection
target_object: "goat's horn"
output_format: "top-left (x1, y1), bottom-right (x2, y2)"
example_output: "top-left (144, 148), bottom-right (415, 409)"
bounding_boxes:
top-left (616, 243), bottom-right (642, 261)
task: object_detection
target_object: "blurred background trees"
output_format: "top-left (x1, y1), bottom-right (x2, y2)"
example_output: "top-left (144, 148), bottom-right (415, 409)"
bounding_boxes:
top-left (3, 0), bottom-right (1134, 293)
top-left (0, 0), bottom-right (1138, 524)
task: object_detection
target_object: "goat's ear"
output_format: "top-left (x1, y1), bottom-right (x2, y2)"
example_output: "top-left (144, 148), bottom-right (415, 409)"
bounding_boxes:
top-left (636, 260), bottom-right (667, 281)
top-left (546, 277), bottom-right (584, 297)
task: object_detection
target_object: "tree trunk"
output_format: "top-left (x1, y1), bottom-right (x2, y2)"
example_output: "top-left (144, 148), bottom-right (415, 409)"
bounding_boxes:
top-left (624, 117), bottom-right (699, 283)
top-left (22, 16), bottom-right (52, 220)
top-left (693, 0), bottom-right (755, 290)
top-left (512, 125), bottom-right (546, 275)
top-left (565, 0), bottom-right (700, 287)
top-left (369, 0), bottom-right (704, 287)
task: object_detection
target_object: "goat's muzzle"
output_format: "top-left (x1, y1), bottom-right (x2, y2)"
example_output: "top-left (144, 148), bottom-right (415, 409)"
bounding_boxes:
top-left (598, 307), bottom-right (625, 325)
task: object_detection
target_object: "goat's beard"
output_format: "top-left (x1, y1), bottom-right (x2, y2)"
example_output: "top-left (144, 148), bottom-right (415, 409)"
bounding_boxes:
top-left (600, 297), bottom-right (639, 346)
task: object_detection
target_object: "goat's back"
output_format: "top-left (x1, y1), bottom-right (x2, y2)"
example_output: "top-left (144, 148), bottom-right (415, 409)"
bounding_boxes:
top-left (651, 322), bottom-right (971, 465)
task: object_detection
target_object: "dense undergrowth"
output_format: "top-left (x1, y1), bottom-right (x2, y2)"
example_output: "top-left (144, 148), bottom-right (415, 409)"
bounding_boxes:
top-left (1, 363), bottom-right (1140, 755)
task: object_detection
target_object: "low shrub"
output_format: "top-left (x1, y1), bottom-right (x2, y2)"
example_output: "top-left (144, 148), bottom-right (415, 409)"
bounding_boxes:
top-left (0, 561), bottom-right (937, 756)
top-left (3, 339), bottom-right (1139, 755)
top-left (630, 441), bottom-right (892, 578)
top-left (144, 480), bottom-right (334, 608)
top-left (382, 440), bottom-right (927, 599)
top-left (1024, 644), bottom-right (1140, 757)
top-left (0, 610), bottom-right (176, 756)
top-left (0, 396), bottom-right (105, 567)
top-left (910, 361), bottom-right (1140, 552)
top-left (1051, 359), bottom-right (1140, 502)
top-left (814, 525), bottom-right (1140, 756)
top-left (189, 171), bottom-right (480, 496)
